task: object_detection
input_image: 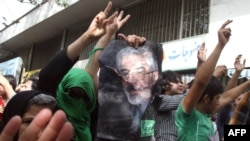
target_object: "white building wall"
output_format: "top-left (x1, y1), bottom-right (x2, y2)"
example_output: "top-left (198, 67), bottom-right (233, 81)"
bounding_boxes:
top-left (162, 0), bottom-right (250, 72)
top-left (0, 1), bottom-right (65, 43)
top-left (210, 0), bottom-right (250, 22)
top-left (208, 0), bottom-right (250, 68)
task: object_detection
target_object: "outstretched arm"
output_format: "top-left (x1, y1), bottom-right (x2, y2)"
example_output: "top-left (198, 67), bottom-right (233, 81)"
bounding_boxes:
top-left (196, 42), bottom-right (206, 71)
top-left (215, 79), bottom-right (250, 113)
top-left (182, 20), bottom-right (233, 114)
top-left (214, 55), bottom-right (246, 113)
top-left (224, 54), bottom-right (245, 91)
top-left (67, 1), bottom-right (113, 61)
top-left (38, 1), bottom-right (116, 95)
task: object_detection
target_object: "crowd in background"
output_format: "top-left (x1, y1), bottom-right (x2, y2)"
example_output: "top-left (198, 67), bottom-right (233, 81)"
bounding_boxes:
top-left (0, 1), bottom-right (249, 141)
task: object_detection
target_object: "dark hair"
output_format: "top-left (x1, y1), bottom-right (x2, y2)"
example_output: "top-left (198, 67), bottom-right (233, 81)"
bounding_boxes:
top-left (189, 76), bottom-right (223, 103)
top-left (0, 90), bottom-right (57, 141)
top-left (24, 76), bottom-right (39, 90)
top-left (4, 75), bottom-right (17, 90)
top-left (25, 93), bottom-right (58, 113)
top-left (161, 70), bottom-right (182, 93)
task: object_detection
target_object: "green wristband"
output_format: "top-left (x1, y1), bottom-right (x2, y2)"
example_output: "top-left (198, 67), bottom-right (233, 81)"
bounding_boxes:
top-left (89, 47), bottom-right (105, 56)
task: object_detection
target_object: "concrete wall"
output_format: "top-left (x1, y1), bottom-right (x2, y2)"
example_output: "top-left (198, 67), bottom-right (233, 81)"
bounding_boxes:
top-left (0, 1), bottom-right (65, 43)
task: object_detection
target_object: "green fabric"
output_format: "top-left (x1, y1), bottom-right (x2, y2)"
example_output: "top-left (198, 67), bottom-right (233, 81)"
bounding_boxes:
top-left (175, 103), bottom-right (215, 141)
top-left (140, 120), bottom-right (155, 137)
top-left (88, 47), bottom-right (105, 56)
top-left (57, 68), bottom-right (96, 141)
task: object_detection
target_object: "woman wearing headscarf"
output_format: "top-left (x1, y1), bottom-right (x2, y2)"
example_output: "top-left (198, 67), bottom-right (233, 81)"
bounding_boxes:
top-left (57, 68), bottom-right (96, 141)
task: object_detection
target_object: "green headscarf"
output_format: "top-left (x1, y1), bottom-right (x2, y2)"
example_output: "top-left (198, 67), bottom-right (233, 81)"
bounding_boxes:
top-left (57, 68), bottom-right (96, 141)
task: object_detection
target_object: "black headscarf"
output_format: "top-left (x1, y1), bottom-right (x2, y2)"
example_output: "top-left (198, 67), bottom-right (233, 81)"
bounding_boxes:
top-left (0, 90), bottom-right (42, 140)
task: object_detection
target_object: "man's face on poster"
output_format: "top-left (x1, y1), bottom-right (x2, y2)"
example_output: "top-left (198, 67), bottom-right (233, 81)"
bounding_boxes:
top-left (117, 47), bottom-right (159, 105)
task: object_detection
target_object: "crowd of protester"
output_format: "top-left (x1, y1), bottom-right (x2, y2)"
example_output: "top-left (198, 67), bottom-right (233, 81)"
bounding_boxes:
top-left (0, 1), bottom-right (249, 141)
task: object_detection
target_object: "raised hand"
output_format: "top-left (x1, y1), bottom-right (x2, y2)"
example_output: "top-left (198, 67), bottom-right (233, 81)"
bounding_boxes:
top-left (106, 11), bottom-right (130, 35)
top-left (197, 42), bottom-right (207, 63)
top-left (0, 109), bottom-right (73, 141)
top-left (234, 54), bottom-right (246, 72)
top-left (118, 33), bottom-right (146, 48)
top-left (87, 1), bottom-right (131, 39)
top-left (0, 116), bottom-right (21, 141)
top-left (86, 1), bottom-right (113, 38)
top-left (218, 19), bottom-right (233, 47)
top-left (182, 76), bottom-right (189, 90)
top-left (213, 65), bottom-right (227, 78)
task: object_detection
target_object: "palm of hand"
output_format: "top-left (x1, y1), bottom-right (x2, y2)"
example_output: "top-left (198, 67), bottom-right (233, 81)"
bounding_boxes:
top-left (235, 62), bottom-right (245, 72)
top-left (234, 55), bottom-right (245, 72)
top-left (106, 19), bottom-right (119, 35)
top-left (198, 52), bottom-right (206, 62)
top-left (88, 12), bottom-right (107, 38)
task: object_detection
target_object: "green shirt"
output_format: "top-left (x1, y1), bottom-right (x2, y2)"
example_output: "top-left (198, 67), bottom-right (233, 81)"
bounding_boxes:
top-left (175, 103), bottom-right (216, 141)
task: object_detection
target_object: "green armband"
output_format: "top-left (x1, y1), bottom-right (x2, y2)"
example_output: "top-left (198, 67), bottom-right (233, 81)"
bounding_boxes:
top-left (89, 47), bottom-right (105, 56)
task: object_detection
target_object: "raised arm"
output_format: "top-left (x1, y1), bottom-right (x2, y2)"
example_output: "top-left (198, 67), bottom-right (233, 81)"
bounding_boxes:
top-left (182, 20), bottom-right (233, 114)
top-left (197, 42), bottom-right (228, 79)
top-left (224, 54), bottom-right (245, 91)
top-left (85, 10), bottom-right (130, 94)
top-left (38, 1), bottom-right (116, 95)
top-left (196, 42), bottom-right (206, 71)
top-left (67, 1), bottom-right (113, 61)
top-left (215, 79), bottom-right (250, 113)
top-left (214, 55), bottom-right (246, 112)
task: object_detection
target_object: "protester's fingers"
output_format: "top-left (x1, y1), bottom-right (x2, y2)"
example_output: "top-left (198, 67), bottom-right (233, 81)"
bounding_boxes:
top-left (38, 110), bottom-right (68, 141)
top-left (220, 19), bottom-right (233, 29)
top-left (55, 122), bottom-right (74, 141)
top-left (138, 37), bottom-right (146, 44)
top-left (0, 116), bottom-right (21, 141)
top-left (118, 33), bottom-right (127, 41)
top-left (127, 35), bottom-right (136, 46)
top-left (119, 15), bottom-right (130, 28)
top-left (19, 109), bottom-right (52, 141)
top-left (220, 28), bottom-right (231, 38)
top-left (201, 42), bottom-right (205, 49)
top-left (103, 1), bottom-right (112, 16)
top-left (243, 59), bottom-right (246, 66)
top-left (236, 54), bottom-right (242, 58)
top-left (129, 35), bottom-right (147, 48)
top-left (134, 36), bottom-right (146, 48)
top-left (135, 38), bottom-right (139, 48)
top-left (117, 11), bottom-right (124, 21)
top-left (107, 11), bottom-right (118, 22)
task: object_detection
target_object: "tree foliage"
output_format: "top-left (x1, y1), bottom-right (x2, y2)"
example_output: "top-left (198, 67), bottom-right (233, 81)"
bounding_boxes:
top-left (18, 0), bottom-right (69, 7)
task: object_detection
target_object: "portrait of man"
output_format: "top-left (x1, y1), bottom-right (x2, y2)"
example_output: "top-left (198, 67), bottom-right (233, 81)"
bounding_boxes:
top-left (96, 40), bottom-right (162, 140)
top-left (116, 46), bottom-right (159, 107)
